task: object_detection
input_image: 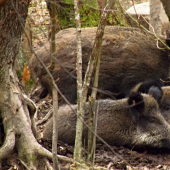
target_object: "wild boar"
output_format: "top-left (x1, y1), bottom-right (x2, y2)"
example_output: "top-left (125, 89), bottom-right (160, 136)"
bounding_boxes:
top-left (43, 86), bottom-right (170, 150)
top-left (29, 26), bottom-right (170, 105)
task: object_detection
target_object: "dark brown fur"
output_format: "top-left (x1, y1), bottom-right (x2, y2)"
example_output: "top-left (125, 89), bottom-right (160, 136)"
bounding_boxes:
top-left (29, 26), bottom-right (170, 105)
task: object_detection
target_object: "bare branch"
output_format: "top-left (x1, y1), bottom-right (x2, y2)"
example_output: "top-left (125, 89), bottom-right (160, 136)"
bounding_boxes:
top-left (36, 109), bottom-right (53, 126)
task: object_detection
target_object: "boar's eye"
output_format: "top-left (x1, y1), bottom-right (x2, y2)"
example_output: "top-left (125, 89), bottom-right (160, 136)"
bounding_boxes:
top-left (164, 105), bottom-right (170, 111)
top-left (148, 117), bottom-right (161, 124)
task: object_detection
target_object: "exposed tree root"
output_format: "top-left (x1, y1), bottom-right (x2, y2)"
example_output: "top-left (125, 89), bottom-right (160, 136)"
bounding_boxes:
top-left (22, 94), bottom-right (37, 116)
top-left (0, 128), bottom-right (15, 159)
top-left (37, 144), bottom-right (73, 163)
top-left (44, 158), bottom-right (54, 170)
top-left (22, 94), bottom-right (40, 139)
top-left (107, 162), bottom-right (114, 169)
top-left (0, 66), bottom-right (74, 169)
top-left (0, 93), bottom-right (73, 169)
top-left (19, 159), bottom-right (30, 170)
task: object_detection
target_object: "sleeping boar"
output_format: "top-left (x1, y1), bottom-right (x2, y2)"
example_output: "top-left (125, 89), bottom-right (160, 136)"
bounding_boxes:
top-left (29, 26), bottom-right (170, 105)
top-left (43, 86), bottom-right (170, 150)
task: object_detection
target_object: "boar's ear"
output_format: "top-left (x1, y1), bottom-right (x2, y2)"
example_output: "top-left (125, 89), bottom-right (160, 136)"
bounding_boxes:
top-left (148, 85), bottom-right (163, 103)
top-left (128, 92), bottom-right (144, 123)
top-left (138, 79), bottom-right (163, 94)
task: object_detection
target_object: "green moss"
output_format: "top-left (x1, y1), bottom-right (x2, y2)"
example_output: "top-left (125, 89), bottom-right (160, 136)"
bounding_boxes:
top-left (50, 0), bottom-right (129, 30)
top-left (80, 5), bottom-right (100, 27)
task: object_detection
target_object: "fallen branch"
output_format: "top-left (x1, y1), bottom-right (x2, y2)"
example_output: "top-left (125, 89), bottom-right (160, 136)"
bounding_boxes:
top-left (36, 109), bottom-right (53, 126)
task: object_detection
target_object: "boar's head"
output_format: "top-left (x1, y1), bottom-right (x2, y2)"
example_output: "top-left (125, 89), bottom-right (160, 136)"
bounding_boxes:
top-left (128, 87), bottom-right (170, 150)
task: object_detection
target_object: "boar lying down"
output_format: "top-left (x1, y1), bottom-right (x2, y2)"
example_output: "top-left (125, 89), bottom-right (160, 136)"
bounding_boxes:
top-left (43, 86), bottom-right (170, 150)
top-left (29, 26), bottom-right (170, 105)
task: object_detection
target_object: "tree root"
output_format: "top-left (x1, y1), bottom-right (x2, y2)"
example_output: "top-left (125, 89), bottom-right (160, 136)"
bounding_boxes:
top-left (44, 158), bottom-right (54, 170)
top-left (22, 94), bottom-right (37, 116)
top-left (36, 108), bottom-right (53, 126)
top-left (37, 144), bottom-right (73, 163)
top-left (0, 129), bottom-right (73, 169)
top-left (22, 94), bottom-right (40, 139)
top-left (107, 162), bottom-right (114, 169)
top-left (0, 128), bottom-right (15, 159)
top-left (19, 159), bottom-right (30, 170)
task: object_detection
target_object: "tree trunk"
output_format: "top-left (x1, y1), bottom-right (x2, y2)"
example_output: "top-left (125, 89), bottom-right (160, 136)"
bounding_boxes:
top-left (0, 1), bottom-right (72, 169)
top-left (97, 0), bottom-right (107, 16)
top-left (50, 0), bottom-right (60, 169)
top-left (22, 18), bottom-right (32, 61)
top-left (73, 0), bottom-right (83, 164)
top-left (149, 0), bottom-right (162, 35)
top-left (160, 0), bottom-right (170, 22)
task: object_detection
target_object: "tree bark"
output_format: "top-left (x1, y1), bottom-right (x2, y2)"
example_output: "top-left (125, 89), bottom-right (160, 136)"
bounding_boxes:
top-left (97, 0), bottom-right (107, 16)
top-left (22, 18), bottom-right (32, 61)
top-left (73, 0), bottom-right (83, 164)
top-left (160, 0), bottom-right (170, 22)
top-left (50, 1), bottom-right (60, 169)
top-left (149, 0), bottom-right (162, 35)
